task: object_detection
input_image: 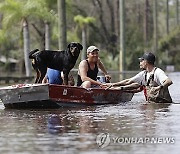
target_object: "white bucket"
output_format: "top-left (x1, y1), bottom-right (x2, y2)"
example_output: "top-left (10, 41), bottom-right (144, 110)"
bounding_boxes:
top-left (97, 76), bottom-right (106, 83)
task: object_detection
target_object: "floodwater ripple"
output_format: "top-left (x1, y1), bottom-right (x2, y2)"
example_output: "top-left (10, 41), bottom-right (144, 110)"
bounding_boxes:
top-left (0, 72), bottom-right (179, 154)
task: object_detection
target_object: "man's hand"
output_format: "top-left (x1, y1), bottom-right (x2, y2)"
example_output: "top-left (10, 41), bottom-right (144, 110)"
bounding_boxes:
top-left (150, 86), bottom-right (161, 93)
top-left (99, 84), bottom-right (109, 89)
top-left (102, 83), bottom-right (113, 90)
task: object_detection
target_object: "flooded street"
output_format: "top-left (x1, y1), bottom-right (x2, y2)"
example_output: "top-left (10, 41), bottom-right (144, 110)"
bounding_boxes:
top-left (0, 72), bottom-right (180, 154)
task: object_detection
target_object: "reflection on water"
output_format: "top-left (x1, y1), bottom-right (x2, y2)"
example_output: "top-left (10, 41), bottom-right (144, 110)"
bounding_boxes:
top-left (0, 72), bottom-right (180, 154)
top-left (47, 114), bottom-right (63, 134)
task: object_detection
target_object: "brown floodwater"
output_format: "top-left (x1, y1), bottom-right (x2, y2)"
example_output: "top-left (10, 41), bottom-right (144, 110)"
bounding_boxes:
top-left (0, 72), bottom-right (179, 154)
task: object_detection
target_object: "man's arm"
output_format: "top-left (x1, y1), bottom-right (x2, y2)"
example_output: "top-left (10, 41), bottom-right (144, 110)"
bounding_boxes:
top-left (104, 78), bottom-right (134, 89)
top-left (162, 78), bottom-right (173, 87)
top-left (112, 79), bottom-right (133, 86)
top-left (156, 78), bottom-right (173, 90)
top-left (156, 69), bottom-right (173, 89)
top-left (113, 82), bottom-right (141, 90)
top-left (98, 59), bottom-right (108, 75)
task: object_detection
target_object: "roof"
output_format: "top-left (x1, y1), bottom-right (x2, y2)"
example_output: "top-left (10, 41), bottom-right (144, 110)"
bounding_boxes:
top-left (0, 56), bottom-right (19, 63)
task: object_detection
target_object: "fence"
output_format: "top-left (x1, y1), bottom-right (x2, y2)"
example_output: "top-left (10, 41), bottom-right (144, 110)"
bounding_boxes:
top-left (0, 76), bottom-right (34, 85)
top-left (0, 70), bottom-right (139, 86)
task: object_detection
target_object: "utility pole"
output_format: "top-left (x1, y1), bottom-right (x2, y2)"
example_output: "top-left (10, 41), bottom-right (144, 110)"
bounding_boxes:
top-left (119, 0), bottom-right (125, 80)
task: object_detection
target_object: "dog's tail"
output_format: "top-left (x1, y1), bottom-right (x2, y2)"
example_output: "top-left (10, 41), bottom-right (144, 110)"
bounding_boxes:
top-left (29, 49), bottom-right (39, 59)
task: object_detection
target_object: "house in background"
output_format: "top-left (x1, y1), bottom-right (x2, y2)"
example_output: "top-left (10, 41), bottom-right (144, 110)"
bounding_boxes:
top-left (0, 56), bottom-right (19, 72)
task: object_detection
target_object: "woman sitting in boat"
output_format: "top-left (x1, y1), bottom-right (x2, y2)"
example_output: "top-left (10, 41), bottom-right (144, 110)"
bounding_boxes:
top-left (42, 68), bottom-right (74, 86)
top-left (77, 45), bottom-right (111, 88)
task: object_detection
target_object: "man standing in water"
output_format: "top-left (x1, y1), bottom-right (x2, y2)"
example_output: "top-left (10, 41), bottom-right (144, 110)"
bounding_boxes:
top-left (106, 52), bottom-right (173, 102)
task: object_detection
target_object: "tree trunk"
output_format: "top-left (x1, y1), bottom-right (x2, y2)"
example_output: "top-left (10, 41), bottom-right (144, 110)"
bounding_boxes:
top-left (153, 0), bottom-right (158, 53)
top-left (23, 19), bottom-right (32, 77)
top-left (45, 22), bottom-right (50, 50)
top-left (144, 0), bottom-right (149, 46)
top-left (57, 0), bottom-right (67, 50)
top-left (119, 0), bottom-right (125, 79)
top-left (166, 0), bottom-right (169, 34)
top-left (0, 13), bottom-right (2, 29)
top-left (93, 0), bottom-right (110, 44)
top-left (176, 0), bottom-right (179, 25)
top-left (106, 0), bottom-right (115, 33)
top-left (116, 0), bottom-right (120, 37)
top-left (81, 27), bottom-right (87, 60)
top-left (106, 0), bottom-right (118, 58)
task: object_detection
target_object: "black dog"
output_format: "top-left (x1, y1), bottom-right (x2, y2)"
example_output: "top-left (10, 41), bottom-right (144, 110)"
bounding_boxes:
top-left (29, 42), bottom-right (83, 85)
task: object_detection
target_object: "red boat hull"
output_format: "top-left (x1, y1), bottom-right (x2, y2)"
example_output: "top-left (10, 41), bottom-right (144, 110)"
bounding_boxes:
top-left (49, 85), bottom-right (134, 104)
top-left (0, 84), bottom-right (134, 108)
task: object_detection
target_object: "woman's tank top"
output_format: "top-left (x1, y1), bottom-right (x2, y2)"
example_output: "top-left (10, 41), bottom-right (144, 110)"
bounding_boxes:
top-left (77, 60), bottom-right (98, 86)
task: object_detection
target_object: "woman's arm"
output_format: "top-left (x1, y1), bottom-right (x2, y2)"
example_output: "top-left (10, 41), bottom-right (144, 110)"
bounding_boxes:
top-left (98, 59), bottom-right (111, 81)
